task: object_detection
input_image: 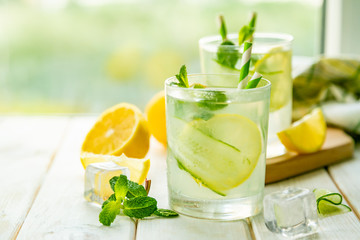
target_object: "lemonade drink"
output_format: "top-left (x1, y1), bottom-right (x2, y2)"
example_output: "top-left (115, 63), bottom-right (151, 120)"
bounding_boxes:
top-left (199, 33), bottom-right (293, 156)
top-left (165, 74), bottom-right (271, 220)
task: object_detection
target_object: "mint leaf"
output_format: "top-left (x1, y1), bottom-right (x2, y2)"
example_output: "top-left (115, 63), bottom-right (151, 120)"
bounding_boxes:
top-left (197, 91), bottom-right (228, 110)
top-left (109, 176), bottom-right (118, 191)
top-left (102, 193), bottom-right (116, 209)
top-left (153, 209), bottom-right (179, 217)
top-left (114, 175), bottom-right (129, 200)
top-left (238, 25), bottom-right (254, 46)
top-left (126, 181), bottom-right (147, 198)
top-left (218, 15), bottom-right (227, 41)
top-left (215, 15), bottom-right (238, 69)
top-left (239, 12), bottom-right (257, 45)
top-left (216, 41), bottom-right (239, 69)
top-left (175, 65), bottom-right (189, 88)
top-left (99, 200), bottom-right (121, 226)
top-left (123, 196), bottom-right (157, 219)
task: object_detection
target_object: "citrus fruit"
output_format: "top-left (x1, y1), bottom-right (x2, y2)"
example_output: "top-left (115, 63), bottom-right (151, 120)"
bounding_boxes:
top-left (253, 48), bottom-right (292, 112)
top-left (145, 91), bottom-right (166, 145)
top-left (81, 153), bottom-right (150, 184)
top-left (81, 103), bottom-right (150, 158)
top-left (277, 108), bottom-right (326, 153)
top-left (171, 114), bottom-right (262, 195)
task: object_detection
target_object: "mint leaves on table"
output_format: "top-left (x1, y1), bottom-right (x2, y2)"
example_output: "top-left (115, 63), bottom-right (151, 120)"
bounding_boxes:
top-left (154, 209), bottom-right (180, 217)
top-left (99, 175), bottom-right (178, 226)
top-left (215, 15), bottom-right (239, 69)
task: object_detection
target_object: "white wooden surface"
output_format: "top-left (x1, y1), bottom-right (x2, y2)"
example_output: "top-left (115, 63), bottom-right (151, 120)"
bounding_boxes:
top-left (16, 117), bottom-right (135, 240)
top-left (0, 117), bottom-right (68, 240)
top-left (0, 116), bottom-right (359, 240)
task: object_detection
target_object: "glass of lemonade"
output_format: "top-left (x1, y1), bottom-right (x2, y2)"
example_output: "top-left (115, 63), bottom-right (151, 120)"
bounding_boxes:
top-left (199, 33), bottom-right (293, 157)
top-left (165, 73), bottom-right (271, 220)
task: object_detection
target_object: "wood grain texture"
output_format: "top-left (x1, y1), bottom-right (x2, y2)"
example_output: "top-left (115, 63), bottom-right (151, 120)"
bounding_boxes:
top-left (266, 128), bottom-right (354, 183)
top-left (251, 169), bottom-right (360, 240)
top-left (0, 117), bottom-right (69, 240)
top-left (328, 144), bottom-right (360, 219)
top-left (136, 139), bottom-right (252, 240)
top-left (16, 117), bottom-right (135, 240)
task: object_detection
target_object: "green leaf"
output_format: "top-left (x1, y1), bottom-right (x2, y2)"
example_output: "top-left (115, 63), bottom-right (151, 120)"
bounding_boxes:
top-left (216, 41), bottom-right (239, 69)
top-left (218, 15), bottom-right (227, 41)
top-left (248, 12), bottom-right (257, 29)
top-left (114, 174), bottom-right (129, 201)
top-left (109, 176), bottom-right (118, 192)
top-left (126, 180), bottom-right (147, 198)
top-left (153, 209), bottom-right (179, 217)
top-left (238, 25), bottom-right (254, 46)
top-left (175, 65), bottom-right (189, 88)
top-left (102, 193), bottom-right (116, 209)
top-left (197, 91), bottom-right (228, 110)
top-left (99, 200), bottom-right (121, 226)
top-left (123, 196), bottom-right (157, 219)
top-left (239, 12), bottom-right (257, 45)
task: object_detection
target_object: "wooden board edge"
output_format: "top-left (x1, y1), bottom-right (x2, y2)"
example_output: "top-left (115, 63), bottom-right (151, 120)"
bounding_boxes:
top-left (265, 137), bottom-right (355, 184)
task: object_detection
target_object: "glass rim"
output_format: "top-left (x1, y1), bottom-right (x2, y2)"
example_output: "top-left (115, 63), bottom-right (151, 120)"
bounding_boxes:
top-left (165, 73), bottom-right (271, 93)
top-left (199, 32), bottom-right (294, 49)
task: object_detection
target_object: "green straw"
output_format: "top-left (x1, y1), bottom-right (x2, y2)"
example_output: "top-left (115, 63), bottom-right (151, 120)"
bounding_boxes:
top-left (245, 72), bottom-right (262, 89)
top-left (238, 41), bottom-right (252, 88)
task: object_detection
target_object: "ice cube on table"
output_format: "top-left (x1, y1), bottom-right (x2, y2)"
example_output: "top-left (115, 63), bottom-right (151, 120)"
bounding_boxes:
top-left (263, 187), bottom-right (318, 239)
top-left (84, 162), bottom-right (130, 205)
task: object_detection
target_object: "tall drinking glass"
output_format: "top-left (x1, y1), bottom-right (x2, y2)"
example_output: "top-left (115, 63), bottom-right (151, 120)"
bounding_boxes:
top-left (165, 74), bottom-right (271, 220)
top-left (199, 33), bottom-right (293, 157)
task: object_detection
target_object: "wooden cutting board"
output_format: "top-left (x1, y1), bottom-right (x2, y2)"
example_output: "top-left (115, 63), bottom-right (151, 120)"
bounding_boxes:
top-left (265, 128), bottom-right (354, 184)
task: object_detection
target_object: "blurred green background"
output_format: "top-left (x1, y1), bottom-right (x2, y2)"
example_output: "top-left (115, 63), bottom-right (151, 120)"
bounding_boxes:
top-left (0, 0), bottom-right (323, 114)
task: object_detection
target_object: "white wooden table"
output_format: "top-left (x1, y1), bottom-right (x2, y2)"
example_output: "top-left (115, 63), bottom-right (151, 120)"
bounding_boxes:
top-left (1, 116), bottom-right (360, 240)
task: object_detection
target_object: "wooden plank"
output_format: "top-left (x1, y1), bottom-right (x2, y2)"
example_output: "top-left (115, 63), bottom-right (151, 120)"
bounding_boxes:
top-left (328, 144), bottom-right (360, 219)
top-left (16, 117), bottom-right (135, 239)
top-left (266, 128), bottom-right (354, 183)
top-left (251, 169), bottom-right (360, 239)
top-left (136, 139), bottom-right (252, 240)
top-left (0, 117), bottom-right (69, 240)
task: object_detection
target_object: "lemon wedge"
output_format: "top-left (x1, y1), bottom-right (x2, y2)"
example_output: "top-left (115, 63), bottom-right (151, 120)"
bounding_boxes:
top-left (81, 153), bottom-right (150, 184)
top-left (277, 108), bottom-right (327, 153)
top-left (81, 103), bottom-right (150, 158)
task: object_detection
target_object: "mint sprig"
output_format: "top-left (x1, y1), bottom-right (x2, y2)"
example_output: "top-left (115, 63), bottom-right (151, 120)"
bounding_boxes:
top-left (174, 65), bottom-right (228, 113)
top-left (175, 65), bottom-right (189, 88)
top-left (216, 15), bottom-right (239, 69)
top-left (238, 12), bottom-right (257, 45)
top-left (99, 175), bottom-right (178, 226)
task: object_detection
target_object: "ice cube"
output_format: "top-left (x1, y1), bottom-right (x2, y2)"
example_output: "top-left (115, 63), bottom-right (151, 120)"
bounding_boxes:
top-left (263, 187), bottom-right (318, 238)
top-left (84, 161), bottom-right (130, 205)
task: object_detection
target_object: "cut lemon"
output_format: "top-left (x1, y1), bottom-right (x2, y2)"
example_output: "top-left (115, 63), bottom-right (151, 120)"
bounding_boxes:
top-left (171, 114), bottom-right (262, 195)
top-left (81, 103), bottom-right (150, 158)
top-left (277, 108), bottom-right (327, 154)
top-left (81, 153), bottom-right (150, 184)
top-left (145, 91), bottom-right (166, 146)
